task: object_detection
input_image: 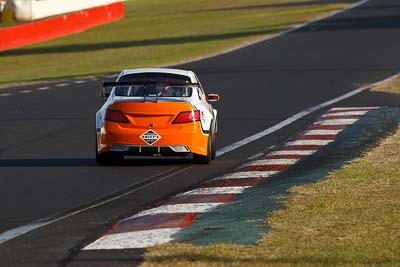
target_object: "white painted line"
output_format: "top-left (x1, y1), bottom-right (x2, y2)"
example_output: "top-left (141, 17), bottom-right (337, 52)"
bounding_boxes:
top-left (38, 86), bottom-right (51, 91)
top-left (128, 203), bottom-right (222, 219)
top-left (243, 158), bottom-right (298, 167)
top-left (322, 111), bottom-right (367, 116)
top-left (269, 150), bottom-right (317, 156)
top-left (0, 93), bottom-right (12, 97)
top-left (181, 186), bottom-right (251, 195)
top-left (329, 107), bottom-right (379, 111)
top-left (55, 83), bottom-right (68, 87)
top-left (315, 118), bottom-right (358, 126)
top-left (303, 130), bottom-right (342, 135)
top-left (84, 228), bottom-right (181, 250)
top-left (286, 139), bottom-right (334, 146)
top-left (19, 90), bottom-right (32, 94)
top-left (73, 80), bottom-right (87, 84)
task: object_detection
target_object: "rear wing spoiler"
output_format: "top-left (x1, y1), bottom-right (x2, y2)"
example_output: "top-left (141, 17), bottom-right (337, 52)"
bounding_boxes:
top-left (101, 81), bottom-right (199, 98)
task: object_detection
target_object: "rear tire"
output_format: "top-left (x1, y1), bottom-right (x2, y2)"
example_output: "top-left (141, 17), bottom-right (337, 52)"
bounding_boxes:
top-left (96, 151), bottom-right (112, 166)
top-left (96, 151), bottom-right (123, 165)
top-left (95, 137), bottom-right (123, 165)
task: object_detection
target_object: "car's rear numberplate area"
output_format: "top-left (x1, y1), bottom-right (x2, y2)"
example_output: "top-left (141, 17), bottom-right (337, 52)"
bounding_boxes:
top-left (140, 130), bottom-right (161, 145)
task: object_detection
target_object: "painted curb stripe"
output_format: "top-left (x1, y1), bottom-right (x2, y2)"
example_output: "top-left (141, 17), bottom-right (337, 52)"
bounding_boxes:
top-left (318, 115), bottom-right (361, 120)
top-left (202, 178), bottom-right (264, 188)
top-left (219, 171), bottom-right (279, 179)
top-left (164, 194), bottom-right (237, 205)
top-left (237, 165), bottom-right (289, 172)
top-left (263, 154), bottom-right (305, 159)
top-left (84, 228), bottom-right (182, 250)
top-left (329, 107), bottom-right (379, 111)
top-left (181, 186), bottom-right (251, 195)
top-left (314, 118), bottom-right (359, 125)
top-left (280, 145), bottom-right (323, 150)
top-left (303, 130), bottom-right (342, 135)
top-left (269, 150), bottom-right (317, 156)
top-left (108, 213), bottom-right (196, 234)
top-left (243, 158), bottom-right (298, 166)
top-left (285, 139), bottom-right (334, 146)
top-left (213, 171), bottom-right (279, 180)
top-left (322, 111), bottom-right (367, 116)
top-left (129, 203), bottom-right (222, 219)
top-left (295, 135), bottom-right (337, 140)
top-left (307, 124), bottom-right (348, 131)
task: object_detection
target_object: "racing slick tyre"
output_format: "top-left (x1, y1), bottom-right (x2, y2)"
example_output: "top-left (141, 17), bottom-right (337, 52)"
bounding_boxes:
top-left (96, 151), bottom-right (123, 165)
top-left (95, 138), bottom-right (123, 165)
top-left (96, 151), bottom-right (112, 166)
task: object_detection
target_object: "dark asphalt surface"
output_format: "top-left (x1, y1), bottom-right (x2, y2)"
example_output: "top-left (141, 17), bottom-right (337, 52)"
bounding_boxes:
top-left (1, 0), bottom-right (400, 265)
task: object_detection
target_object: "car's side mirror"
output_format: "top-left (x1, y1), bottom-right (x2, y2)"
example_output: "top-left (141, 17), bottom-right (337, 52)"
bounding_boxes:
top-left (206, 94), bottom-right (220, 102)
top-left (101, 86), bottom-right (111, 98)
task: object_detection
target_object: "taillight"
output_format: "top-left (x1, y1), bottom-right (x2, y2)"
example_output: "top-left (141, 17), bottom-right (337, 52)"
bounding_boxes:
top-left (104, 109), bottom-right (129, 123)
top-left (173, 110), bottom-right (200, 124)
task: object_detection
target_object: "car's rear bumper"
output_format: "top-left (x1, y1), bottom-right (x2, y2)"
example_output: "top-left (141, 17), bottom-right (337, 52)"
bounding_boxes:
top-left (97, 121), bottom-right (208, 156)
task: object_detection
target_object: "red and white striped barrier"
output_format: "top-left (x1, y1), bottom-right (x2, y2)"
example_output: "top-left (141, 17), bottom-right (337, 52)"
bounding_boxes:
top-left (0, 2), bottom-right (124, 51)
top-left (84, 107), bottom-right (379, 250)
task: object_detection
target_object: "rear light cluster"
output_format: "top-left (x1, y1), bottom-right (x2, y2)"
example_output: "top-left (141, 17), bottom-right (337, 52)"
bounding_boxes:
top-left (105, 109), bottom-right (129, 123)
top-left (173, 110), bottom-right (200, 124)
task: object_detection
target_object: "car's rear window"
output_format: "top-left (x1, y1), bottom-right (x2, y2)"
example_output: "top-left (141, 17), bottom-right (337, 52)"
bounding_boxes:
top-left (115, 73), bottom-right (193, 97)
top-left (115, 84), bottom-right (193, 97)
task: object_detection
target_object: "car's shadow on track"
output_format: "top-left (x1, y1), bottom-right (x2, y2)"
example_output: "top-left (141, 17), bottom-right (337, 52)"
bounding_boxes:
top-left (0, 157), bottom-right (192, 167)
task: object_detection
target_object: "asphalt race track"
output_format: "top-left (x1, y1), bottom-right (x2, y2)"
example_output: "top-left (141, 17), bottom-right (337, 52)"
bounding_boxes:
top-left (1, 0), bottom-right (400, 265)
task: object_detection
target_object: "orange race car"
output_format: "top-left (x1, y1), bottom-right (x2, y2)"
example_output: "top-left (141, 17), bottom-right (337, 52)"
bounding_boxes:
top-left (95, 68), bottom-right (220, 165)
